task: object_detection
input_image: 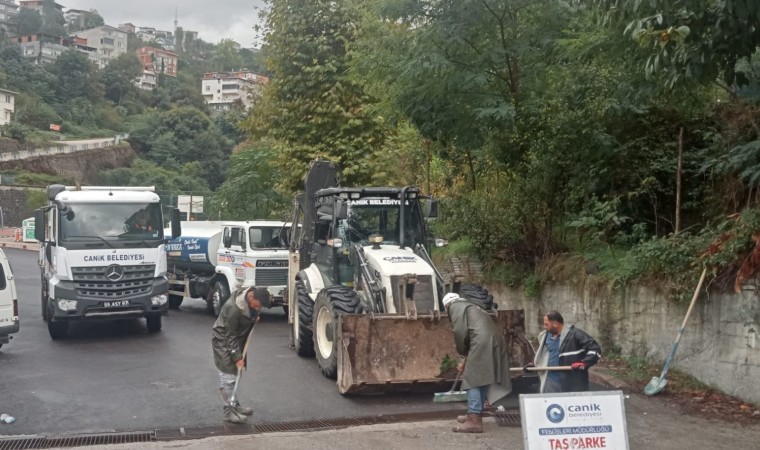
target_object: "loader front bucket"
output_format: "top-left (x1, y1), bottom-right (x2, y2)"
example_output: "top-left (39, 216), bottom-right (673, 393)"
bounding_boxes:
top-left (336, 309), bottom-right (534, 395)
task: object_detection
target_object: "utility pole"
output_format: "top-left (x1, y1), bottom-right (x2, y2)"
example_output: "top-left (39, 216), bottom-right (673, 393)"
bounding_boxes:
top-left (675, 127), bottom-right (684, 235)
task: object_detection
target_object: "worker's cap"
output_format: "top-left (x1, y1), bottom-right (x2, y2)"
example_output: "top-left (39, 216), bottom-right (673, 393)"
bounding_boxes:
top-left (442, 292), bottom-right (460, 308)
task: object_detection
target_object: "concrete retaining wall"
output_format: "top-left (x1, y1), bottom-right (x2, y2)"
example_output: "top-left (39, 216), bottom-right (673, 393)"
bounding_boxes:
top-left (488, 282), bottom-right (760, 404)
top-left (0, 187), bottom-right (35, 228)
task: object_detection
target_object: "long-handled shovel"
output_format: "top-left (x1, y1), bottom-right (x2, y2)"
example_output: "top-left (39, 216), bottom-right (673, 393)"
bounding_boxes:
top-left (644, 267), bottom-right (707, 396)
top-left (229, 326), bottom-right (255, 407)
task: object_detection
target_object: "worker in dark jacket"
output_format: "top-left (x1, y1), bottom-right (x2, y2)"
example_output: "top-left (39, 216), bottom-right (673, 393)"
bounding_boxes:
top-left (527, 311), bottom-right (601, 393)
top-left (212, 286), bottom-right (270, 423)
top-left (444, 292), bottom-right (511, 434)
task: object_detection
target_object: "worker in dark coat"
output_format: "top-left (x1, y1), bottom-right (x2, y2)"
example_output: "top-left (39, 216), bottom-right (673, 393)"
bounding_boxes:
top-left (212, 286), bottom-right (270, 423)
top-left (527, 310), bottom-right (601, 393)
top-left (444, 292), bottom-right (511, 434)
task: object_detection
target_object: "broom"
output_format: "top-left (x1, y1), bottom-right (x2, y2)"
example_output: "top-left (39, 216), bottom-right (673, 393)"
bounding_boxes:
top-left (433, 365), bottom-right (573, 403)
top-left (433, 358), bottom-right (468, 403)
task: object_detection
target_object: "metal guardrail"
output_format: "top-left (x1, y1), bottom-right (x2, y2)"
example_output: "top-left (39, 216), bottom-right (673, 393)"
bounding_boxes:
top-left (0, 134), bottom-right (129, 163)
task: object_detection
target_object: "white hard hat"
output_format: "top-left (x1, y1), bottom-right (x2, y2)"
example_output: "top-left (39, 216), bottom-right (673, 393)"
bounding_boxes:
top-left (442, 292), bottom-right (459, 308)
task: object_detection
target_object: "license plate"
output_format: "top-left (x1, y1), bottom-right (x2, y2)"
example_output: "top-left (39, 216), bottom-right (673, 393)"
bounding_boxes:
top-left (103, 300), bottom-right (130, 308)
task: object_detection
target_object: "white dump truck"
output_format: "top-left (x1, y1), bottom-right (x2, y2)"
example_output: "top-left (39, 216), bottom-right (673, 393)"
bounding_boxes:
top-left (34, 185), bottom-right (181, 340)
top-left (165, 220), bottom-right (291, 316)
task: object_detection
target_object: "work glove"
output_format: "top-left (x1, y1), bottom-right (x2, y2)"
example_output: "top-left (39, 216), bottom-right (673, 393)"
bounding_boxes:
top-left (571, 361), bottom-right (587, 371)
top-left (523, 362), bottom-right (535, 373)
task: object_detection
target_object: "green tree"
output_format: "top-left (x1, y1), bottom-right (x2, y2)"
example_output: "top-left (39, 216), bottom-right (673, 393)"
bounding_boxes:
top-left (13, 93), bottom-right (61, 129)
top-left (174, 27), bottom-right (184, 52)
top-left (97, 158), bottom-right (211, 194)
top-left (245, 0), bottom-right (387, 193)
top-left (40, 0), bottom-right (67, 38)
top-left (127, 106), bottom-right (232, 188)
top-left (101, 53), bottom-right (142, 104)
top-left (212, 39), bottom-right (243, 71)
top-left (50, 49), bottom-right (101, 104)
top-left (212, 142), bottom-right (287, 219)
top-left (14, 8), bottom-right (43, 36)
top-left (82, 9), bottom-right (105, 30)
top-left (586, 0), bottom-right (760, 89)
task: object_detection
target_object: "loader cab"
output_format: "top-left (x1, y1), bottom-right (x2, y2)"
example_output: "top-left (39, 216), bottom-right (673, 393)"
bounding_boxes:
top-left (309, 187), bottom-right (428, 286)
top-left (312, 196), bottom-right (352, 286)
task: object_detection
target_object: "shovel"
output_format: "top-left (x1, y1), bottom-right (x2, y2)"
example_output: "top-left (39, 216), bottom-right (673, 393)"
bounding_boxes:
top-left (229, 326), bottom-right (255, 407)
top-left (644, 267), bottom-right (707, 396)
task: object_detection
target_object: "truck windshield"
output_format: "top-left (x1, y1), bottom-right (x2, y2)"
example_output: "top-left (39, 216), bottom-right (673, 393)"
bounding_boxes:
top-left (60, 203), bottom-right (163, 242)
top-left (249, 226), bottom-right (287, 249)
top-left (343, 199), bottom-right (425, 246)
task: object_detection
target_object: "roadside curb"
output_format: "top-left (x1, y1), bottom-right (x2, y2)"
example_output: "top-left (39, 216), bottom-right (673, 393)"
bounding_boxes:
top-left (589, 366), bottom-right (630, 390)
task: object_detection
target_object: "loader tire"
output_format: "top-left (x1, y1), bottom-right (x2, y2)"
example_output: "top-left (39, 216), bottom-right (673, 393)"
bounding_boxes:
top-left (458, 283), bottom-right (495, 310)
top-left (294, 279), bottom-right (315, 357)
top-left (313, 285), bottom-right (360, 379)
top-left (168, 294), bottom-right (184, 309)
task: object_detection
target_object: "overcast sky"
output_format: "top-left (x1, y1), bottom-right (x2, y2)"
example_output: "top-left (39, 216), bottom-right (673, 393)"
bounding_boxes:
top-left (60, 0), bottom-right (267, 47)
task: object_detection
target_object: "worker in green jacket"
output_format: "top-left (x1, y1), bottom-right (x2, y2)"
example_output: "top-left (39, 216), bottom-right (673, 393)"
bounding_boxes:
top-left (212, 286), bottom-right (271, 423)
top-left (444, 292), bottom-right (512, 434)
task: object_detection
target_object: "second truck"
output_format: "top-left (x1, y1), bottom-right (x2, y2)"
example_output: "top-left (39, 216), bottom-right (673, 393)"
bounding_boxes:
top-left (165, 220), bottom-right (291, 316)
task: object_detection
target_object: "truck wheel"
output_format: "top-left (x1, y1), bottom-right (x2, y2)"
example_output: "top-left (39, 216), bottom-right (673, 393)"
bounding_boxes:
top-left (41, 293), bottom-right (49, 322)
top-left (48, 319), bottom-right (69, 340)
top-left (146, 314), bottom-right (162, 333)
top-left (313, 285), bottom-right (359, 378)
top-left (294, 279), bottom-right (315, 357)
top-left (211, 281), bottom-right (229, 317)
top-left (458, 283), bottom-right (495, 310)
top-left (168, 294), bottom-right (184, 309)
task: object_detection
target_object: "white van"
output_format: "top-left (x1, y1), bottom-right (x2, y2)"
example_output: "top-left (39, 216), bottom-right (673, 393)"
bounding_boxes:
top-left (0, 248), bottom-right (20, 349)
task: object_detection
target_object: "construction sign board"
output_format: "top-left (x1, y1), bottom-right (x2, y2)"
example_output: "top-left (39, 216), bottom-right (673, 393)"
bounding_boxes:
top-left (520, 391), bottom-right (629, 450)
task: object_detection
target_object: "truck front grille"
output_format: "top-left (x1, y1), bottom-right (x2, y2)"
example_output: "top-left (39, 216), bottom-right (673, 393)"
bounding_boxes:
top-left (390, 274), bottom-right (437, 313)
top-left (72, 265), bottom-right (155, 299)
top-left (255, 268), bottom-right (288, 286)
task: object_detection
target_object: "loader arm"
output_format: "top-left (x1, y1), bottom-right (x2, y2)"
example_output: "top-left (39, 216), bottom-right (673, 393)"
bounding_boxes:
top-left (350, 246), bottom-right (386, 313)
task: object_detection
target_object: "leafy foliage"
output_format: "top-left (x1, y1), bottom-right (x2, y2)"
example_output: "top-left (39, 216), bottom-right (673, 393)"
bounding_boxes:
top-left (245, 0), bottom-right (388, 193)
top-left (211, 141), bottom-right (288, 220)
top-left (585, 0), bottom-right (760, 88)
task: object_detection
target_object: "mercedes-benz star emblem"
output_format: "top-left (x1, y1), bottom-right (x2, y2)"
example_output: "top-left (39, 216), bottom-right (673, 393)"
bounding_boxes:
top-left (105, 264), bottom-right (124, 282)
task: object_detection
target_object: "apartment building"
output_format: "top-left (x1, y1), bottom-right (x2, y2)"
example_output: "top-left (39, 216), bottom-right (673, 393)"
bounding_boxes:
top-left (0, 88), bottom-right (18, 126)
top-left (0, 0), bottom-right (19, 35)
top-left (70, 25), bottom-right (127, 69)
top-left (118, 22), bottom-right (135, 34)
top-left (19, 1), bottom-right (64, 12)
top-left (201, 71), bottom-right (269, 112)
top-left (136, 46), bottom-right (178, 77)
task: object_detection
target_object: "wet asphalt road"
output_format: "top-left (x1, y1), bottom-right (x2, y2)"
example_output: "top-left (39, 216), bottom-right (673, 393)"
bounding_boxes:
top-left (0, 248), bottom-right (531, 436)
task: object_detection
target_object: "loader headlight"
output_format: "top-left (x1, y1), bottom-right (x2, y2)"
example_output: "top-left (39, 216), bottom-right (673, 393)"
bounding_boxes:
top-left (151, 295), bottom-right (167, 306)
top-left (368, 235), bottom-right (384, 244)
top-left (435, 239), bottom-right (449, 248)
top-left (58, 300), bottom-right (77, 311)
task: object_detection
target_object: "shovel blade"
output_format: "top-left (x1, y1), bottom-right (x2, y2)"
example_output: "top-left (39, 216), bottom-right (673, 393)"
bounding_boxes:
top-left (644, 376), bottom-right (668, 396)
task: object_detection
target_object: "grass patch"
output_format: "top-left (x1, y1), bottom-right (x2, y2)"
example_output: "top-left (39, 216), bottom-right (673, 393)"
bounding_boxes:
top-left (603, 354), bottom-right (709, 394)
top-left (482, 262), bottom-right (531, 287)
